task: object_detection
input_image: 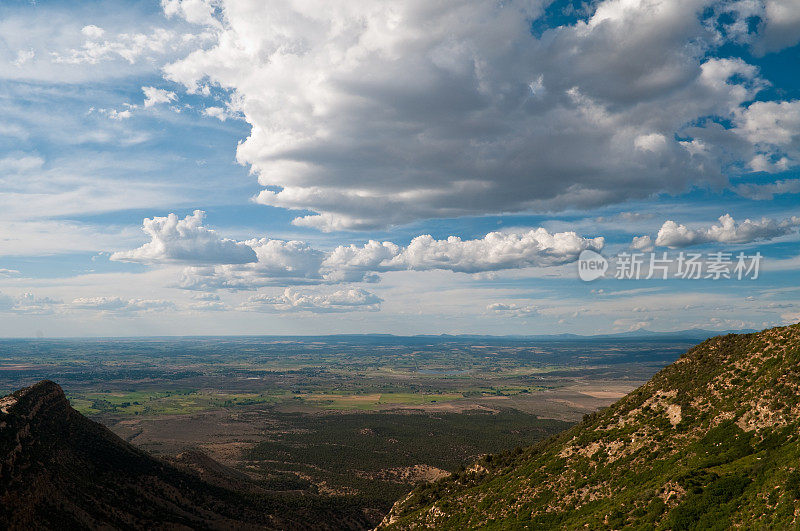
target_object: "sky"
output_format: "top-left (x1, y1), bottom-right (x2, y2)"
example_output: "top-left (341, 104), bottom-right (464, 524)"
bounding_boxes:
top-left (0, 0), bottom-right (799, 337)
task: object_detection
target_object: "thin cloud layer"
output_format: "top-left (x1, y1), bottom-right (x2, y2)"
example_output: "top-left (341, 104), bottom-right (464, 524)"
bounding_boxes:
top-left (0, 292), bottom-right (62, 315)
top-left (734, 178), bottom-right (800, 200)
top-left (241, 288), bottom-right (382, 313)
top-left (71, 297), bottom-right (177, 313)
top-left (161, 0), bottom-right (800, 230)
top-left (52, 25), bottom-right (203, 66)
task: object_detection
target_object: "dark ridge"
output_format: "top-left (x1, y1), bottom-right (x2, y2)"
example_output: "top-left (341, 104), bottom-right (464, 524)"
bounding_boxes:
top-left (0, 380), bottom-right (378, 530)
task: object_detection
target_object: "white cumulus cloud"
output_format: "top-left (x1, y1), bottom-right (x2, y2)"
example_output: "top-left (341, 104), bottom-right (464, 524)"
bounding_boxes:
top-left (382, 230), bottom-right (604, 273)
top-left (202, 106), bottom-right (229, 121)
top-left (178, 237), bottom-right (325, 290)
top-left (81, 25), bottom-right (106, 39)
top-left (142, 86), bottom-right (177, 107)
top-left (110, 210), bottom-right (257, 264)
top-left (655, 214), bottom-right (800, 248)
top-left (630, 235), bottom-right (655, 252)
top-left (320, 240), bottom-right (401, 283)
top-left (159, 0), bottom-right (800, 230)
top-left (175, 226), bottom-right (604, 289)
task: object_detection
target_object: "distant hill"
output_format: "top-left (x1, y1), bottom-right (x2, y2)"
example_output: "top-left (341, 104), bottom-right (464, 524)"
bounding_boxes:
top-left (337, 329), bottom-right (757, 342)
top-left (0, 381), bottom-right (378, 530)
top-left (4, 329), bottom-right (754, 343)
top-left (477, 328), bottom-right (759, 341)
top-left (382, 323), bottom-right (800, 529)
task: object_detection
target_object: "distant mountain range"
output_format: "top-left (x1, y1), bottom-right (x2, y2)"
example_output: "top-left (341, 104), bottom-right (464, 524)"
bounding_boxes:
top-left (292, 328), bottom-right (760, 341)
top-left (4, 329), bottom-right (757, 342)
top-left (406, 328), bottom-right (761, 341)
top-left (381, 323), bottom-right (800, 528)
top-left (0, 381), bottom-right (379, 530)
top-left (514, 328), bottom-right (762, 341)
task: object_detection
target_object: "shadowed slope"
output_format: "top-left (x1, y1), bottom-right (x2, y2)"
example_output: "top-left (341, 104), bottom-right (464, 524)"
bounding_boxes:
top-left (0, 380), bottom-right (376, 530)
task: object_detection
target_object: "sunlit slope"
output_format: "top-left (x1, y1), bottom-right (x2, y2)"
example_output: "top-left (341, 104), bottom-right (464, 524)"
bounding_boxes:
top-left (383, 323), bottom-right (800, 529)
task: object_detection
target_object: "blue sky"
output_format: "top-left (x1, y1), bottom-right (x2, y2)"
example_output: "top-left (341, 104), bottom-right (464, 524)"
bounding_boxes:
top-left (0, 0), bottom-right (799, 336)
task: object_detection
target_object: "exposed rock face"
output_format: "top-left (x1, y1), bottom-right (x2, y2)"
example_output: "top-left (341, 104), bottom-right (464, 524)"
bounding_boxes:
top-left (0, 381), bottom-right (376, 530)
top-left (361, 465), bottom-right (451, 484)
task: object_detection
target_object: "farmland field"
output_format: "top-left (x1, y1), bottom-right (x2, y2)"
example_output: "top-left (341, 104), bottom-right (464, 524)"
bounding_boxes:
top-left (0, 335), bottom-right (695, 511)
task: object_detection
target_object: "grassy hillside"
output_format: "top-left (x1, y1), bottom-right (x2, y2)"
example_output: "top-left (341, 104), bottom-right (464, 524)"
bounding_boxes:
top-left (382, 323), bottom-right (800, 529)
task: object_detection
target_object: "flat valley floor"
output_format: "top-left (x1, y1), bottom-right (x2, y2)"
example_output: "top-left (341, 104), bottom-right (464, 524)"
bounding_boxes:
top-left (0, 336), bottom-right (693, 512)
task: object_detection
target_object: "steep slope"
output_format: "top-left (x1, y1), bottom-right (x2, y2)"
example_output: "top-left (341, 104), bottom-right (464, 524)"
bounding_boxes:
top-left (382, 323), bottom-right (800, 529)
top-left (0, 380), bottom-right (376, 530)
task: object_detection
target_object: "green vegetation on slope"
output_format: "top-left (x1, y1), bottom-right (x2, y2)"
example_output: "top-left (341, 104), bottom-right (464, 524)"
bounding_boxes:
top-left (383, 323), bottom-right (800, 529)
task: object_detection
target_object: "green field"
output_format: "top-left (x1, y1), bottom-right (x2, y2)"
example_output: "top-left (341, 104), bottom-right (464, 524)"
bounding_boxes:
top-left (67, 389), bottom-right (284, 416)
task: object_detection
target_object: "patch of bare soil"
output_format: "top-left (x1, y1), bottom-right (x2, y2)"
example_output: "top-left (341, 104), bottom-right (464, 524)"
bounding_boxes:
top-left (359, 465), bottom-right (450, 484)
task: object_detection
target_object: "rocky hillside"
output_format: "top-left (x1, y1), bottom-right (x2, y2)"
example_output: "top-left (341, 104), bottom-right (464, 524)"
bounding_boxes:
top-left (382, 323), bottom-right (800, 529)
top-left (0, 380), bottom-right (377, 530)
